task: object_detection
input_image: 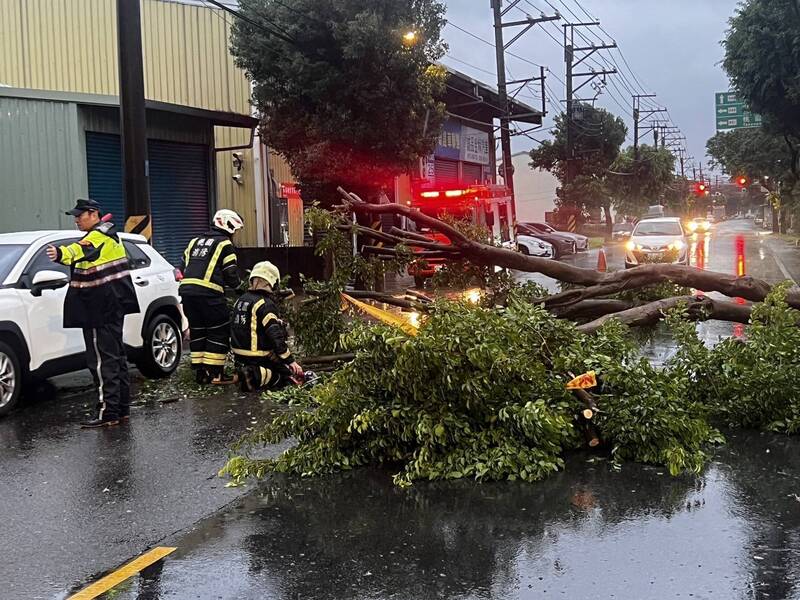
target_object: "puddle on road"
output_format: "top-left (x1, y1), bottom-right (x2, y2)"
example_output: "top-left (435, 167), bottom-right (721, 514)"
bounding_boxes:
top-left (98, 430), bottom-right (800, 600)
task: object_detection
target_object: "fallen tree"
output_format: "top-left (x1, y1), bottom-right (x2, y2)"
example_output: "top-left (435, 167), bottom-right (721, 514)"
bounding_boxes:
top-left (220, 189), bottom-right (800, 487)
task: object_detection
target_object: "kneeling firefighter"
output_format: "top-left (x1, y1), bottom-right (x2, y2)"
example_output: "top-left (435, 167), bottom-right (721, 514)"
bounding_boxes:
top-left (179, 209), bottom-right (243, 384)
top-left (230, 262), bottom-right (304, 392)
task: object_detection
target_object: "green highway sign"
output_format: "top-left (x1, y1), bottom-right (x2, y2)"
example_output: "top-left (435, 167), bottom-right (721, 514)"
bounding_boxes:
top-left (716, 91), bottom-right (762, 131)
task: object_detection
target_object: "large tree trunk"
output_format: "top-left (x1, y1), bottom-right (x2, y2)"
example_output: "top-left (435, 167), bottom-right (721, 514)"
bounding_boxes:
top-left (576, 295), bottom-right (753, 334)
top-left (335, 188), bottom-right (800, 332)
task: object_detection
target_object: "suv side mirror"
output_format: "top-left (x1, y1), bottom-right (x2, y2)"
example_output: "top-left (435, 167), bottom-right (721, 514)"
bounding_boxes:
top-left (31, 270), bottom-right (69, 297)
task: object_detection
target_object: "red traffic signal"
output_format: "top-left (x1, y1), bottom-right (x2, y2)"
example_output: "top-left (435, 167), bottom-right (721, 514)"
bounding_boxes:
top-left (736, 176), bottom-right (749, 188)
top-left (694, 182), bottom-right (709, 196)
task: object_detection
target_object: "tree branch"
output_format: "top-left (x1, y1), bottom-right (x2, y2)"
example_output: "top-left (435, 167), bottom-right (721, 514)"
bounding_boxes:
top-left (576, 295), bottom-right (753, 334)
top-left (335, 187), bottom-right (800, 309)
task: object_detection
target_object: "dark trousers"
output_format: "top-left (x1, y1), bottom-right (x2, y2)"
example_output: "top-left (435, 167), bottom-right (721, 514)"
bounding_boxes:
top-left (82, 319), bottom-right (129, 421)
top-left (183, 296), bottom-right (230, 377)
top-left (235, 358), bottom-right (293, 392)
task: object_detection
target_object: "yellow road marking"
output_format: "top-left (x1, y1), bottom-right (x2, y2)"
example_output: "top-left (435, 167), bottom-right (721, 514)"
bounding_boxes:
top-left (67, 546), bottom-right (177, 599)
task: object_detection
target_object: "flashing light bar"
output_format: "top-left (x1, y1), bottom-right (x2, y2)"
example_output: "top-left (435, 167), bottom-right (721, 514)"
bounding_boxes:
top-left (444, 190), bottom-right (465, 198)
top-left (420, 191), bottom-right (440, 198)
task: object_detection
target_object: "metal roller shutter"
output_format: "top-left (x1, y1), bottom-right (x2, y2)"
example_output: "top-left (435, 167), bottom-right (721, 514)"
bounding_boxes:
top-left (434, 158), bottom-right (459, 185)
top-left (148, 139), bottom-right (210, 265)
top-left (462, 162), bottom-right (483, 185)
top-left (86, 132), bottom-right (124, 222)
top-left (85, 133), bottom-right (210, 265)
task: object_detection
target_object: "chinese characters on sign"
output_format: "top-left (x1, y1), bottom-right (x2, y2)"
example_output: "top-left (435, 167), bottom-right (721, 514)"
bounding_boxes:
top-left (715, 92), bottom-right (762, 131)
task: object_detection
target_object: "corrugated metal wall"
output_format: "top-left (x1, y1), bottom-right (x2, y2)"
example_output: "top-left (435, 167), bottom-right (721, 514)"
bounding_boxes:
top-left (0, 0), bottom-right (250, 114)
top-left (215, 126), bottom-right (257, 247)
top-left (0, 0), bottom-right (257, 243)
top-left (0, 97), bottom-right (87, 232)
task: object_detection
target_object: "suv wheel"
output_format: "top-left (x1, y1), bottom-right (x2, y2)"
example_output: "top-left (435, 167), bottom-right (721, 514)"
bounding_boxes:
top-left (137, 314), bottom-right (182, 378)
top-left (0, 341), bottom-right (22, 416)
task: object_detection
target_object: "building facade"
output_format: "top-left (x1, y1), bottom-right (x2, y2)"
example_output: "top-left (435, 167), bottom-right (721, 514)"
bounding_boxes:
top-left (0, 0), bottom-right (302, 250)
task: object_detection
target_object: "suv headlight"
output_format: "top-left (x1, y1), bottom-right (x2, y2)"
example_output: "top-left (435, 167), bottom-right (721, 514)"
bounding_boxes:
top-left (669, 240), bottom-right (685, 251)
top-left (625, 240), bottom-right (636, 251)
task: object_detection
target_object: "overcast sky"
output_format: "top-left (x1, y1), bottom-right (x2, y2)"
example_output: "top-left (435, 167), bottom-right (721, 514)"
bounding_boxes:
top-left (441, 0), bottom-right (741, 172)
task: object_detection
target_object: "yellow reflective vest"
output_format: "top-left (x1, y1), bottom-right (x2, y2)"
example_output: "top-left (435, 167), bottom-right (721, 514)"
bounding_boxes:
top-left (55, 222), bottom-right (140, 328)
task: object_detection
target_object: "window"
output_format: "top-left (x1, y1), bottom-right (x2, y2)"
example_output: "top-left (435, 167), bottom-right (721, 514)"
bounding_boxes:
top-left (124, 242), bottom-right (151, 270)
top-left (0, 245), bottom-right (26, 282)
top-left (633, 221), bottom-right (683, 236)
top-left (21, 240), bottom-right (73, 288)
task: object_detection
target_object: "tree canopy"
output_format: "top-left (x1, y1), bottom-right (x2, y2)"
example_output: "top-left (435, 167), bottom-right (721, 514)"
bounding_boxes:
top-left (607, 145), bottom-right (677, 218)
top-left (707, 128), bottom-right (794, 186)
top-left (723, 0), bottom-right (800, 144)
top-left (529, 105), bottom-right (627, 227)
top-left (231, 0), bottom-right (448, 204)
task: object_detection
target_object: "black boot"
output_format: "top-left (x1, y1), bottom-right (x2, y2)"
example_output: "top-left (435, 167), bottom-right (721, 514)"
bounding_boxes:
top-left (81, 416), bottom-right (120, 429)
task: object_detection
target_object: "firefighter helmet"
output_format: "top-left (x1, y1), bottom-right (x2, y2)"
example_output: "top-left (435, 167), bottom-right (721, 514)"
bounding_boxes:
top-left (250, 261), bottom-right (280, 287)
top-left (213, 209), bottom-right (244, 235)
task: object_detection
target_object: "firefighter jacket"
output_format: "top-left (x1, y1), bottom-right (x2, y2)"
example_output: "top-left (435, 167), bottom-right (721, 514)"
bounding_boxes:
top-left (230, 290), bottom-right (294, 364)
top-left (178, 229), bottom-right (241, 297)
top-left (54, 222), bottom-right (140, 328)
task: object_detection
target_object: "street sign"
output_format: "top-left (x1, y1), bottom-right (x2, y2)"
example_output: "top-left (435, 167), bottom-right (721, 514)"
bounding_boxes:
top-left (715, 91), bottom-right (762, 131)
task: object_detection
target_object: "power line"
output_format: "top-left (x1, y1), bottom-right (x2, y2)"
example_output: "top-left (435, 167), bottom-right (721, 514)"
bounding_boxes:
top-left (446, 21), bottom-right (543, 68)
top-left (444, 54), bottom-right (496, 77)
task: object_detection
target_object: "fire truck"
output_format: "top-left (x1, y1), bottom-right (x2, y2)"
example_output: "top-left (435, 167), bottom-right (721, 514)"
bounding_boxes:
top-left (406, 183), bottom-right (516, 287)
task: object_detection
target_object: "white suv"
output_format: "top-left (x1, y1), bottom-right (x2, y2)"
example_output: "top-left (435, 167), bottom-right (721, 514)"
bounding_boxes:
top-left (0, 231), bottom-right (185, 416)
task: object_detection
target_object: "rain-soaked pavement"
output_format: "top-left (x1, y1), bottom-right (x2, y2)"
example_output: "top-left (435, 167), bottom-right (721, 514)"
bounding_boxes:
top-left (3, 219), bottom-right (800, 599)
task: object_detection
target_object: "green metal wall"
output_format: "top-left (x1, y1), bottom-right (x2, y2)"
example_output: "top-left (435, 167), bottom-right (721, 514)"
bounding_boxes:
top-left (0, 97), bottom-right (88, 232)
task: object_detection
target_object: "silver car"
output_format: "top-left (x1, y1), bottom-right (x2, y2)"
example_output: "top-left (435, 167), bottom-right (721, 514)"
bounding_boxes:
top-left (624, 217), bottom-right (689, 268)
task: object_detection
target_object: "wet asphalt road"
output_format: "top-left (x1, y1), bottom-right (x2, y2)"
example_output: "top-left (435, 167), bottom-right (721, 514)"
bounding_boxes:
top-left (3, 219), bottom-right (800, 599)
top-left (0, 371), bottom-right (291, 599)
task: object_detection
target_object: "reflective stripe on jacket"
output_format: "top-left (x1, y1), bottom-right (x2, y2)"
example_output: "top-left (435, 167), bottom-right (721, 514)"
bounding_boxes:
top-left (55, 222), bottom-right (140, 328)
top-left (179, 229), bottom-right (240, 297)
top-left (230, 290), bottom-right (294, 363)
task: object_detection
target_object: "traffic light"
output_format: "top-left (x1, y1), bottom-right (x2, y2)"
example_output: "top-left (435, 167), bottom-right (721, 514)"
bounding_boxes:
top-left (694, 182), bottom-right (709, 197)
top-left (735, 175), bottom-right (749, 189)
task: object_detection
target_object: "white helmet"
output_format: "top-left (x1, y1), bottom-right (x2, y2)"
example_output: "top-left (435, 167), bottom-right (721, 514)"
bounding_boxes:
top-left (249, 261), bottom-right (281, 287)
top-left (213, 209), bottom-right (244, 235)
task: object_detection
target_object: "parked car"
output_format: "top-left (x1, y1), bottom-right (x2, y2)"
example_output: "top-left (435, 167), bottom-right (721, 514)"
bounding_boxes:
top-left (517, 223), bottom-right (576, 258)
top-left (624, 217), bottom-right (689, 269)
top-left (516, 233), bottom-right (555, 258)
top-left (612, 222), bottom-right (634, 241)
top-left (525, 222), bottom-right (589, 252)
top-left (0, 230), bottom-right (185, 415)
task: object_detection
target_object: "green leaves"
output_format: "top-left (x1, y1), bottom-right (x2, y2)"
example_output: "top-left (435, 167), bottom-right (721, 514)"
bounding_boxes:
top-left (232, 0), bottom-right (448, 205)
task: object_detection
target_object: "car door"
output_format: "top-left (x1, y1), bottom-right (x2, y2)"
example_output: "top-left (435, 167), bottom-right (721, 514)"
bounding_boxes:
top-left (121, 241), bottom-right (157, 348)
top-left (16, 240), bottom-right (85, 369)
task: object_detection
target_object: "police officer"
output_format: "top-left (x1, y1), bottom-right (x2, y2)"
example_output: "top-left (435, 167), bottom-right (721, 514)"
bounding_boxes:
top-left (179, 209), bottom-right (243, 384)
top-left (46, 199), bottom-right (140, 428)
top-left (230, 261), bottom-right (303, 392)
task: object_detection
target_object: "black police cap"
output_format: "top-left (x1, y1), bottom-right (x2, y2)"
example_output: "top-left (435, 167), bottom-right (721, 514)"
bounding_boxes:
top-left (65, 198), bottom-right (102, 217)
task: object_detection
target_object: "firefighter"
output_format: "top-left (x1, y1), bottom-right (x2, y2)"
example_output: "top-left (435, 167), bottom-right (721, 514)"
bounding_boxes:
top-left (46, 199), bottom-right (140, 428)
top-left (179, 209), bottom-right (243, 384)
top-left (230, 261), bottom-right (304, 392)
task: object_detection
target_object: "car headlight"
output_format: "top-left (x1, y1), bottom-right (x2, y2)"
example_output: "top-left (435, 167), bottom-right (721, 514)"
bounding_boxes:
top-left (669, 239), bottom-right (685, 251)
top-left (702, 221), bottom-right (710, 230)
top-left (687, 222), bottom-right (698, 232)
top-left (625, 240), bottom-right (636, 251)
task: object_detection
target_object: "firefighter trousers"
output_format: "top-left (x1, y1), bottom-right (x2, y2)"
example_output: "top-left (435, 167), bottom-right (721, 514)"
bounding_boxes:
top-left (82, 319), bottom-right (130, 421)
top-left (235, 359), bottom-right (293, 393)
top-left (183, 296), bottom-right (230, 377)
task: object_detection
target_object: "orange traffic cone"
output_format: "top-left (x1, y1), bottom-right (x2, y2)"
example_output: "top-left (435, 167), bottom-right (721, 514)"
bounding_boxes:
top-left (597, 247), bottom-right (607, 272)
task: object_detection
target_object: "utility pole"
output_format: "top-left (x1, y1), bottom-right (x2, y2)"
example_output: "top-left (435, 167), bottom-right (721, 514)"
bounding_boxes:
top-left (632, 94), bottom-right (664, 160)
top-left (563, 21), bottom-right (616, 195)
top-left (117, 0), bottom-right (151, 240)
top-left (492, 0), bottom-right (560, 216)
